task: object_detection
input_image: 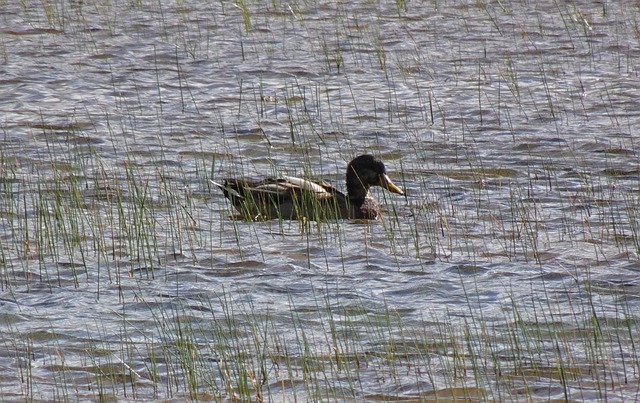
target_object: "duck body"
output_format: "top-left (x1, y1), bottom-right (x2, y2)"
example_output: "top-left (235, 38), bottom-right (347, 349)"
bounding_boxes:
top-left (213, 155), bottom-right (404, 220)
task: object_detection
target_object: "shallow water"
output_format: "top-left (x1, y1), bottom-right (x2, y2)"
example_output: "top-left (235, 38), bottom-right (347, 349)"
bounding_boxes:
top-left (1, 0), bottom-right (640, 401)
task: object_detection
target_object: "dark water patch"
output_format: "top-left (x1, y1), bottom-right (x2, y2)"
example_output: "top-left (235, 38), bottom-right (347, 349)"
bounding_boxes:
top-left (602, 168), bottom-right (640, 177)
top-left (2, 28), bottom-right (63, 36)
top-left (0, 78), bottom-right (25, 85)
top-left (88, 53), bottom-right (116, 59)
top-left (448, 264), bottom-right (488, 275)
top-left (598, 148), bottom-right (636, 155)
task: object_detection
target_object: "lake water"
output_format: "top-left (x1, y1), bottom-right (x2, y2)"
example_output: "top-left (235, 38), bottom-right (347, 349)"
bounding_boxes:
top-left (1, 0), bottom-right (640, 401)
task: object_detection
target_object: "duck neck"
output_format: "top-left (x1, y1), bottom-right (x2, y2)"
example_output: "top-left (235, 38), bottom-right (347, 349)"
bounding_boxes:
top-left (346, 171), bottom-right (370, 207)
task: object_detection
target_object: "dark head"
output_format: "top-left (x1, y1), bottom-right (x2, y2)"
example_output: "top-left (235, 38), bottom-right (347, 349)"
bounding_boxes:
top-left (346, 155), bottom-right (404, 200)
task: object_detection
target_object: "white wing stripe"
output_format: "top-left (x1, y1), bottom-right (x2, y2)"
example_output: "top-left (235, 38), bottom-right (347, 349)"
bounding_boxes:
top-left (281, 176), bottom-right (329, 194)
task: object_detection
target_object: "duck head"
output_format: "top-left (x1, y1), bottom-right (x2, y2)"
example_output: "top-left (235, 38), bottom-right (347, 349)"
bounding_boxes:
top-left (346, 154), bottom-right (404, 201)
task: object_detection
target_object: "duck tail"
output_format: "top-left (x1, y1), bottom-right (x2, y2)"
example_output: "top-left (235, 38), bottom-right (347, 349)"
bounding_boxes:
top-left (211, 180), bottom-right (244, 201)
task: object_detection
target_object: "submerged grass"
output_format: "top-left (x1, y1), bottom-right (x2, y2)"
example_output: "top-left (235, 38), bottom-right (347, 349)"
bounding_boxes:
top-left (15, 280), bottom-right (620, 401)
top-left (221, 286), bottom-right (636, 400)
top-left (3, 148), bottom-right (639, 399)
top-left (2, 118), bottom-right (639, 399)
top-left (2, 0), bottom-right (640, 401)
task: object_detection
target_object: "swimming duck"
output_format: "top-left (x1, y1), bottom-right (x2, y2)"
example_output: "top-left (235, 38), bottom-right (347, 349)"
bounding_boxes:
top-left (212, 154), bottom-right (404, 220)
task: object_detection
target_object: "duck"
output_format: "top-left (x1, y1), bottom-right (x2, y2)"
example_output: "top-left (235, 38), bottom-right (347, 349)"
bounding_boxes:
top-left (212, 154), bottom-right (404, 220)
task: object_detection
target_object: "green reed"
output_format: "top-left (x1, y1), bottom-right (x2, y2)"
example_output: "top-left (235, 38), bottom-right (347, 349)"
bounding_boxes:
top-left (2, 0), bottom-right (640, 400)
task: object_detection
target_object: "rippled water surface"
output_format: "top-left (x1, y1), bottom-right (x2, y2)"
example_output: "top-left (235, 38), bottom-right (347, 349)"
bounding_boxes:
top-left (2, 0), bottom-right (640, 401)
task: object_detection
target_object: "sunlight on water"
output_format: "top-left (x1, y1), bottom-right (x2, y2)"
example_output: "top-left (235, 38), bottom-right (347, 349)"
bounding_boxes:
top-left (1, 0), bottom-right (639, 400)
